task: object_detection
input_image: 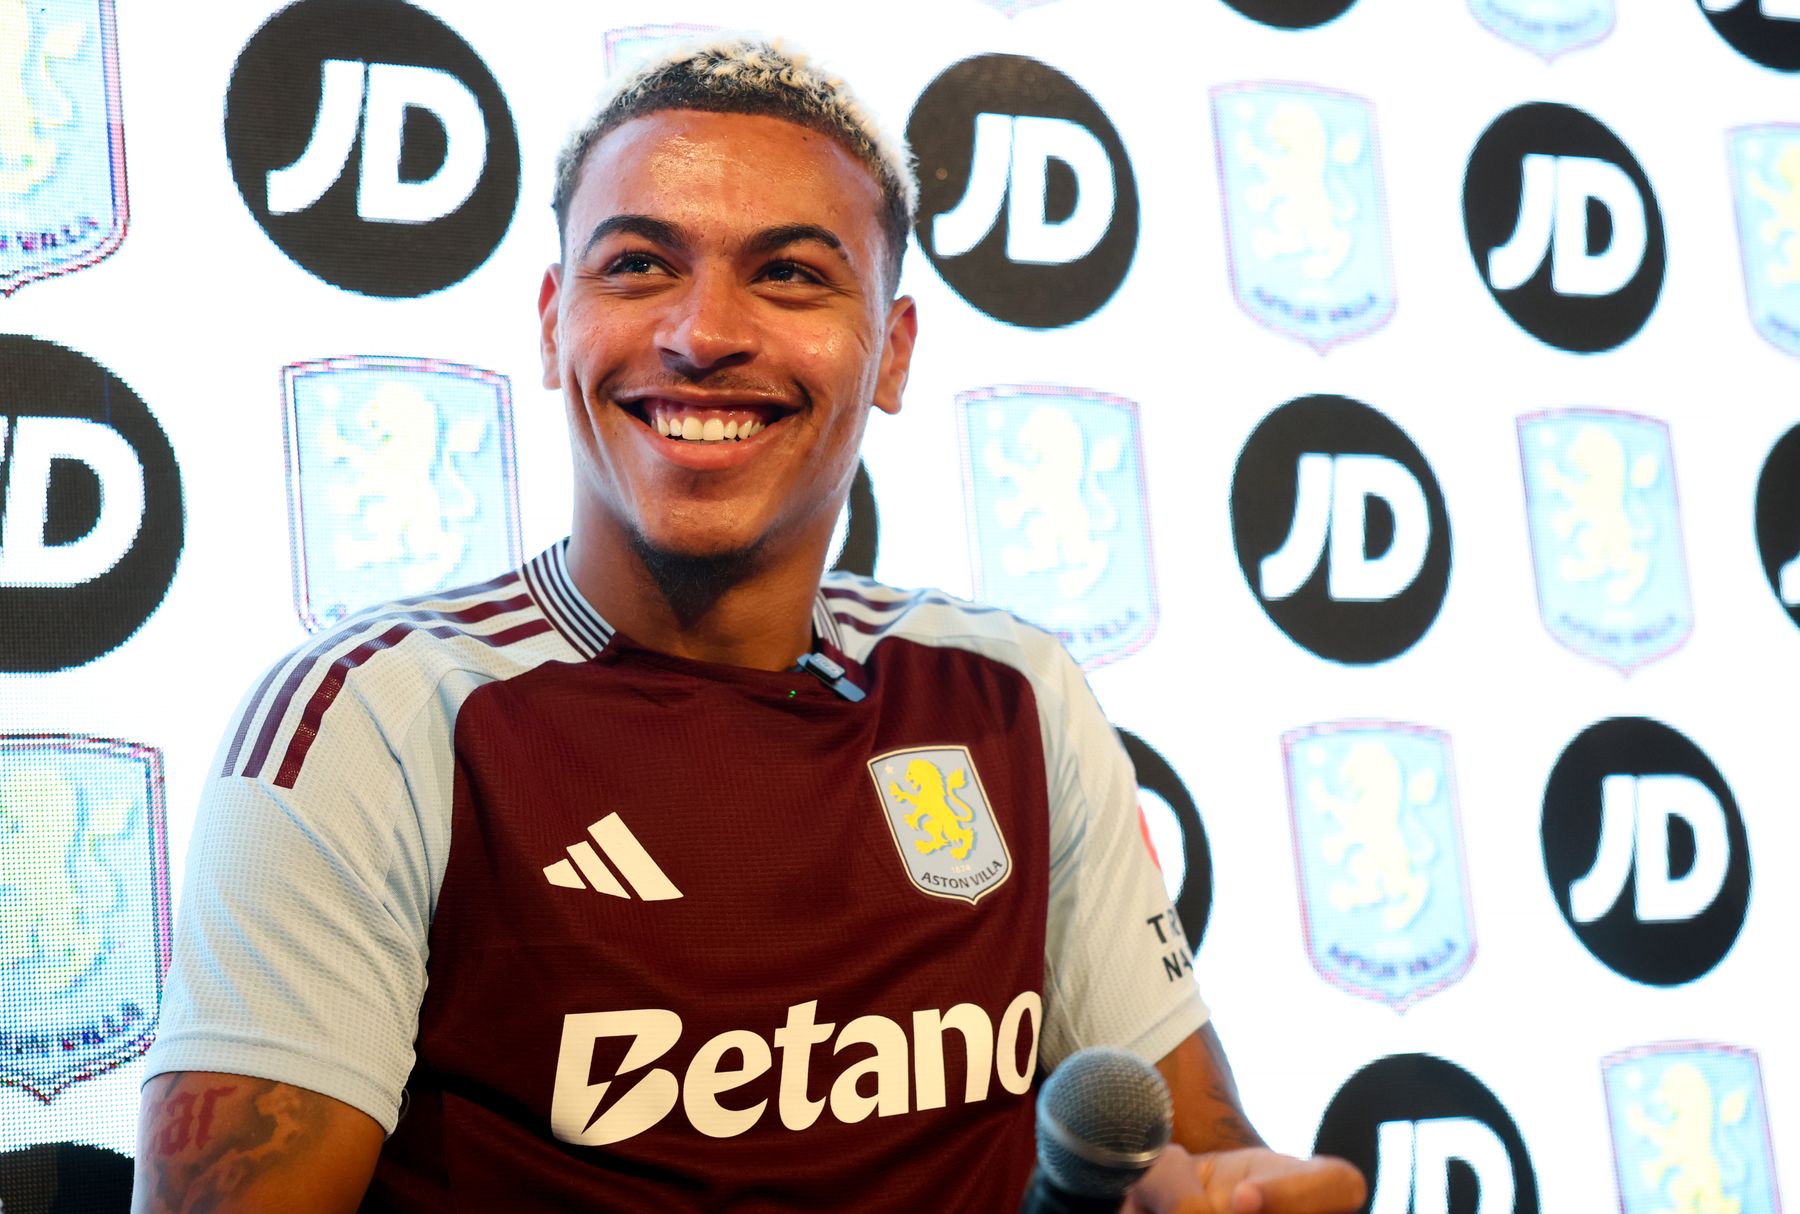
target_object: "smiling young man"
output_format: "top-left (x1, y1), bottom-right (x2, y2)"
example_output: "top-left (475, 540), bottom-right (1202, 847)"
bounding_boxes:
top-left (136, 40), bottom-right (1365, 1213)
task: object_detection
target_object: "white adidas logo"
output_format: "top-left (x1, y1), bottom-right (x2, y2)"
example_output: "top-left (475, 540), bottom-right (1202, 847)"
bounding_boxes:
top-left (543, 813), bottom-right (682, 901)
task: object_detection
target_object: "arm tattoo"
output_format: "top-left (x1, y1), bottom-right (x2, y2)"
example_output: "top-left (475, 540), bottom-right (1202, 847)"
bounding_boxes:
top-left (1196, 1025), bottom-right (1265, 1150)
top-left (137, 1074), bottom-right (337, 1213)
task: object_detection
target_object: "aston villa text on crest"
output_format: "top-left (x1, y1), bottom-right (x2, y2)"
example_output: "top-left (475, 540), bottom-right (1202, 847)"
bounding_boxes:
top-left (0, 216), bottom-right (103, 255)
top-left (916, 858), bottom-right (1006, 895)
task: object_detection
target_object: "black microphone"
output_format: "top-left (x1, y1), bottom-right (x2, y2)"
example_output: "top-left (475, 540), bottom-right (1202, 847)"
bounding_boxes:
top-left (1018, 1046), bottom-right (1174, 1214)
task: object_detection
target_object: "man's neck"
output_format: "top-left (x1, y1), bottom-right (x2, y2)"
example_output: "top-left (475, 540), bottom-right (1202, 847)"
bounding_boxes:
top-left (565, 529), bottom-right (823, 672)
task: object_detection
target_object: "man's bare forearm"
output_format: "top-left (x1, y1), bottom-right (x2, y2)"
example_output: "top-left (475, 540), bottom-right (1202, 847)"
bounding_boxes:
top-left (1156, 1023), bottom-right (1268, 1153)
top-left (134, 1071), bottom-right (381, 1214)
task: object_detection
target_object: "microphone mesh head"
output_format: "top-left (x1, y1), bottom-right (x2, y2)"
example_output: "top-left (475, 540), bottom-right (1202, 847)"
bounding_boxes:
top-left (1036, 1046), bottom-right (1174, 1198)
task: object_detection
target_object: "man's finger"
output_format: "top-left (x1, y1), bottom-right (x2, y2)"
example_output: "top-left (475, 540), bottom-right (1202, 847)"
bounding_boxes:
top-left (1234, 1155), bottom-right (1367, 1214)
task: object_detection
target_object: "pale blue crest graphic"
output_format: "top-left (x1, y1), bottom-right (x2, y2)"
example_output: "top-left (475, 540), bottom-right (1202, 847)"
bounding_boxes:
top-left (1283, 723), bottom-right (1474, 1012)
top-left (958, 387), bottom-right (1157, 669)
top-left (1603, 1044), bottom-right (1781, 1214)
top-left (977, 0), bottom-right (1062, 13)
top-left (0, 0), bottom-right (126, 294)
top-left (0, 737), bottom-right (168, 1101)
top-left (1211, 84), bottom-right (1395, 353)
top-left (1730, 125), bottom-right (1800, 360)
top-left (1518, 411), bottom-right (1692, 673)
top-left (603, 24), bottom-right (718, 79)
top-left (869, 746), bottom-right (1012, 905)
top-left (285, 358), bottom-right (522, 632)
top-left (1467, 0), bottom-right (1615, 61)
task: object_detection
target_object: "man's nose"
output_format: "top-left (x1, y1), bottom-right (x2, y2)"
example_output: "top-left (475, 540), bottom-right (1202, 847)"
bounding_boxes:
top-left (656, 269), bottom-right (759, 377)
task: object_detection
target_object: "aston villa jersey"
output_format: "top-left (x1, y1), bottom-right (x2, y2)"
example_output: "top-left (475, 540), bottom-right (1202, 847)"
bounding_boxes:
top-left (146, 543), bottom-right (1206, 1212)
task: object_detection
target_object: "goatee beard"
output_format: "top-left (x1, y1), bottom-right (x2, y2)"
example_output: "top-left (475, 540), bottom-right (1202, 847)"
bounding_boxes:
top-left (628, 529), bottom-right (764, 628)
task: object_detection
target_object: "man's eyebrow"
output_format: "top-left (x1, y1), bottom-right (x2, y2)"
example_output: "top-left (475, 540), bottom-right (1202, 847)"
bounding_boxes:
top-left (744, 223), bottom-right (847, 261)
top-left (581, 214), bottom-right (689, 260)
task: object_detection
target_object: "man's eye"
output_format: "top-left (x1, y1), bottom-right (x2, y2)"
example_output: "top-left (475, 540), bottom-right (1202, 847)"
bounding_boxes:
top-left (603, 253), bottom-right (661, 275)
top-left (762, 260), bottom-right (822, 285)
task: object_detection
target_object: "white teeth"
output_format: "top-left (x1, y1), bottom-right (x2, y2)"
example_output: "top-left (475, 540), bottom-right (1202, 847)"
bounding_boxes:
top-left (652, 412), bottom-right (770, 441)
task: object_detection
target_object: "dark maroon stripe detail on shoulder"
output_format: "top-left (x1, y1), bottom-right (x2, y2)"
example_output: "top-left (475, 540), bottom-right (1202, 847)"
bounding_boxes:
top-left (819, 584), bottom-right (917, 611)
top-left (831, 612), bottom-right (890, 636)
top-left (219, 658), bottom-right (288, 780)
top-left (271, 616), bottom-right (553, 789)
top-left (236, 587), bottom-right (531, 781)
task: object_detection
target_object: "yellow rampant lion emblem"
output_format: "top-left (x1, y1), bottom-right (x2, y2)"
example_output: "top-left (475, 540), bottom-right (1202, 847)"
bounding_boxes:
top-left (889, 759), bottom-right (977, 861)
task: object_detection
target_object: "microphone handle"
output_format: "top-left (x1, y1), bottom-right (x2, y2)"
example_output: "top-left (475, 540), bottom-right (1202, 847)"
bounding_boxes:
top-left (1015, 1166), bottom-right (1128, 1214)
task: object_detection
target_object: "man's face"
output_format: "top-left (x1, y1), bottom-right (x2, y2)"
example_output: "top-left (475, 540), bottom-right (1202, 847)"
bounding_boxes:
top-left (540, 108), bottom-right (916, 576)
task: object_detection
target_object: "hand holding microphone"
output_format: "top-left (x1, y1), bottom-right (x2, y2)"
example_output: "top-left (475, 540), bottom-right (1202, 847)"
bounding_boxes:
top-left (1019, 1046), bottom-right (1173, 1213)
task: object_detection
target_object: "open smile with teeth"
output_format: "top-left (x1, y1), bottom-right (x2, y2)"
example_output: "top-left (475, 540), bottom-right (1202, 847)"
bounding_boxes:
top-left (632, 398), bottom-right (782, 443)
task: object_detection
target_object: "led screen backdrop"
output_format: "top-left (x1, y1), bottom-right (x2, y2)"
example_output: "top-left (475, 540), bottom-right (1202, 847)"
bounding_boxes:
top-left (1, 1), bottom-right (1794, 1210)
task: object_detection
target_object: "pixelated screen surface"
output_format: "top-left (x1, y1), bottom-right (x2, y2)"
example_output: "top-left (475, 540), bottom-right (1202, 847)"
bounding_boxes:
top-left (1, 1), bottom-right (1793, 1210)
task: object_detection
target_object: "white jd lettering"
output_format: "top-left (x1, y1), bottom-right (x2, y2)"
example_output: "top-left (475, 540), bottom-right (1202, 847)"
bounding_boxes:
top-left (0, 417), bottom-right (144, 587)
top-left (1570, 774), bottom-right (1730, 924)
top-left (1372, 1117), bottom-right (1514, 1214)
top-left (933, 114), bottom-right (1114, 265)
top-left (550, 993), bottom-right (1042, 1146)
top-left (1260, 453), bottom-right (1430, 603)
top-left (267, 60), bottom-right (487, 223)
top-left (1487, 154), bottom-right (1646, 298)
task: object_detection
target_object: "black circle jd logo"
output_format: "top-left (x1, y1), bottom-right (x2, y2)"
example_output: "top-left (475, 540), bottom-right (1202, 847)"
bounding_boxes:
top-left (1230, 394), bottom-right (1451, 664)
top-left (1218, 0), bottom-right (1358, 29)
top-left (907, 54), bottom-right (1137, 329)
top-left (224, 0), bottom-right (520, 297)
top-left (0, 336), bottom-right (183, 671)
top-left (1464, 102), bottom-right (1664, 353)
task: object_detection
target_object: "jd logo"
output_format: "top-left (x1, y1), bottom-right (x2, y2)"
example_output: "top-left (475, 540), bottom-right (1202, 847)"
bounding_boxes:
top-left (907, 54), bottom-right (1137, 328)
top-left (1729, 125), bottom-right (1800, 358)
top-left (1755, 422), bottom-right (1800, 629)
top-left (284, 356), bottom-right (522, 631)
top-left (1698, 0), bottom-right (1800, 72)
top-left (0, 336), bottom-right (181, 671)
top-left (1315, 1053), bottom-right (1538, 1214)
top-left (1464, 103), bottom-right (1664, 352)
top-left (1118, 729), bottom-right (1212, 957)
top-left (1231, 395), bottom-right (1451, 664)
top-left (224, 0), bottom-right (519, 297)
top-left (1467, 0), bottom-right (1615, 61)
top-left (0, 0), bottom-right (127, 295)
top-left (1218, 0), bottom-right (1358, 29)
top-left (1542, 717), bottom-right (1750, 986)
top-left (1602, 1043), bottom-right (1783, 1214)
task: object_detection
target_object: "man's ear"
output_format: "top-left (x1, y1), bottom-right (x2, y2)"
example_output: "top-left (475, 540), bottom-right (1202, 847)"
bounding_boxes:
top-left (538, 264), bottom-right (563, 390)
top-left (872, 296), bottom-right (918, 417)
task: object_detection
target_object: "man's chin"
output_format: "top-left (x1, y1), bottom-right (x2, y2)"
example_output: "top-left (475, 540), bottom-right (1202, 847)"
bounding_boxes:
top-left (627, 529), bottom-right (766, 621)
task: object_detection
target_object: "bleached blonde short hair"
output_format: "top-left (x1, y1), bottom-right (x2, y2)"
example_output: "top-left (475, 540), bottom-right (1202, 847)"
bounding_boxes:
top-left (552, 37), bottom-right (916, 291)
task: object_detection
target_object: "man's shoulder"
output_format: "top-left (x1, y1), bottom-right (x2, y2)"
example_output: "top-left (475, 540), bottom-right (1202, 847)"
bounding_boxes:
top-left (217, 565), bottom-right (572, 789)
top-left (817, 571), bottom-right (1073, 681)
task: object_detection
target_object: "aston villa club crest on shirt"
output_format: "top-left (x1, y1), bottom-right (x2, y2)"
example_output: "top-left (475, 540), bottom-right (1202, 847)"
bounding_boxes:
top-left (0, 736), bottom-right (169, 1101)
top-left (283, 357), bottom-right (523, 632)
top-left (603, 24), bottom-right (718, 78)
top-left (1518, 410), bottom-right (1692, 673)
top-left (1467, 0), bottom-right (1614, 61)
top-left (1729, 125), bottom-right (1800, 360)
top-left (869, 746), bottom-right (1011, 904)
top-left (1602, 1043), bottom-right (1782, 1214)
top-left (958, 386), bottom-right (1157, 670)
top-left (1211, 83), bottom-right (1395, 353)
top-left (1282, 723), bottom-right (1474, 1012)
top-left (0, 0), bottom-right (127, 295)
